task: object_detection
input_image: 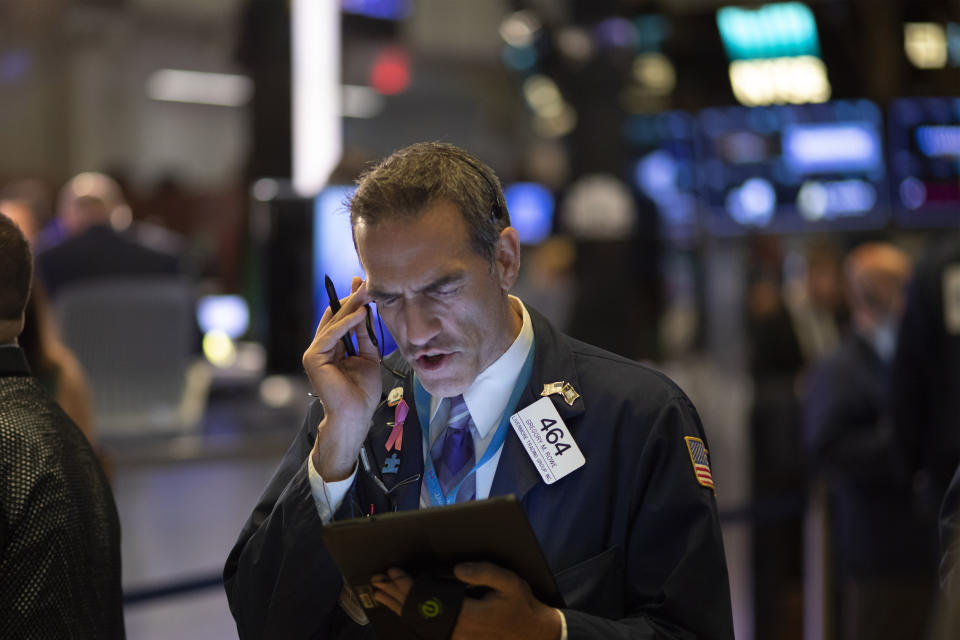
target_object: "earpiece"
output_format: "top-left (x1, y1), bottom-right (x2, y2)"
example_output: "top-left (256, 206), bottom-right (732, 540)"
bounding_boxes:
top-left (454, 154), bottom-right (505, 223)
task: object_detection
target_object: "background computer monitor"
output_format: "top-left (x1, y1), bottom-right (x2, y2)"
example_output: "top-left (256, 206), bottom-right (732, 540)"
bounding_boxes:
top-left (888, 97), bottom-right (960, 228)
top-left (696, 100), bottom-right (888, 235)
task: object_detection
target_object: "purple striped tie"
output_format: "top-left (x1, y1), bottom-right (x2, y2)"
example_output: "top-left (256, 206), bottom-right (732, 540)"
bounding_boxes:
top-left (429, 395), bottom-right (476, 503)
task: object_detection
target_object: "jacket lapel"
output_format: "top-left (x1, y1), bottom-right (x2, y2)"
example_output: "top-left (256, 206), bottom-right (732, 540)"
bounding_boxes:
top-left (489, 307), bottom-right (586, 502)
top-left (368, 357), bottom-right (424, 511)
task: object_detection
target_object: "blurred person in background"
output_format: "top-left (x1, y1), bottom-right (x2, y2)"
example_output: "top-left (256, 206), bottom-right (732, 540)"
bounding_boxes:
top-left (744, 235), bottom-right (806, 640)
top-left (35, 171), bottom-right (182, 298)
top-left (0, 212), bottom-right (124, 638)
top-left (804, 242), bottom-right (936, 640)
top-left (893, 234), bottom-right (960, 558)
top-left (0, 179), bottom-right (56, 245)
top-left (784, 241), bottom-right (847, 365)
top-left (0, 198), bottom-right (95, 443)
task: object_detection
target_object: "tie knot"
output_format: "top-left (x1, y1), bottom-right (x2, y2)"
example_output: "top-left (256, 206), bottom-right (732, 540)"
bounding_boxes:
top-left (447, 395), bottom-right (471, 431)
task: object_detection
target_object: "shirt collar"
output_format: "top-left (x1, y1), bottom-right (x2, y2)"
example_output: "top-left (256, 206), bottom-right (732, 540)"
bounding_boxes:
top-left (429, 296), bottom-right (534, 438)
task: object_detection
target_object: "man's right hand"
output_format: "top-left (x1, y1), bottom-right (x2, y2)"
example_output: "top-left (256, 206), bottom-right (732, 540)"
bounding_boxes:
top-left (303, 277), bottom-right (382, 481)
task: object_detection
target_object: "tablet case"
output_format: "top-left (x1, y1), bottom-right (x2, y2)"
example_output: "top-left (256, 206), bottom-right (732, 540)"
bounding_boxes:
top-left (321, 495), bottom-right (563, 639)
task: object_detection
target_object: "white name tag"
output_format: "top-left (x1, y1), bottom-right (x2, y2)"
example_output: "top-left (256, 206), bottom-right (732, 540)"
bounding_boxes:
top-left (510, 397), bottom-right (585, 484)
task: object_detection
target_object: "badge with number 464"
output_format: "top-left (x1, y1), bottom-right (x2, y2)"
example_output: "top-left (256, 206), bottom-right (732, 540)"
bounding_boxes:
top-left (510, 397), bottom-right (585, 484)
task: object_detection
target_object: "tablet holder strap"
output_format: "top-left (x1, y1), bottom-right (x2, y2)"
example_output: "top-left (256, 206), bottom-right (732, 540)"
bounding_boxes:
top-left (400, 569), bottom-right (466, 640)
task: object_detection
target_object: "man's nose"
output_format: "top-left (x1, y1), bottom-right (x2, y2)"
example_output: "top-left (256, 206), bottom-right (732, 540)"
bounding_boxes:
top-left (402, 302), bottom-right (441, 347)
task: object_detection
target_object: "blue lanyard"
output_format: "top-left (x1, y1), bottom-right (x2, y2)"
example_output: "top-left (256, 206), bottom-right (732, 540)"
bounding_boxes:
top-left (414, 344), bottom-right (535, 506)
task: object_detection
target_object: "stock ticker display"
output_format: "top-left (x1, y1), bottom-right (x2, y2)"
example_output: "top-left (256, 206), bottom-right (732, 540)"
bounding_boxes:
top-left (695, 100), bottom-right (888, 236)
top-left (889, 97), bottom-right (960, 228)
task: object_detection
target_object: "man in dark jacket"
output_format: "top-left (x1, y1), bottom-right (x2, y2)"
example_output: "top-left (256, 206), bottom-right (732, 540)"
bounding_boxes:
top-left (0, 212), bottom-right (125, 638)
top-left (805, 243), bottom-right (937, 640)
top-left (35, 172), bottom-right (181, 298)
top-left (224, 143), bottom-right (733, 639)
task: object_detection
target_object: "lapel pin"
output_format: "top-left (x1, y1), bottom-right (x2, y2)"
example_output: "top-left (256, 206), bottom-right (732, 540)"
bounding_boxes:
top-left (540, 382), bottom-right (564, 397)
top-left (560, 382), bottom-right (580, 406)
top-left (387, 386), bottom-right (404, 407)
top-left (541, 381), bottom-right (580, 406)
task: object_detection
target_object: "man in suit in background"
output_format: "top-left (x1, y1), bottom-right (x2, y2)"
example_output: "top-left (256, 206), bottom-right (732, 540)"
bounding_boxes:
top-left (0, 212), bottom-right (125, 638)
top-left (804, 243), bottom-right (936, 640)
top-left (35, 172), bottom-right (181, 298)
top-left (225, 143), bottom-right (733, 639)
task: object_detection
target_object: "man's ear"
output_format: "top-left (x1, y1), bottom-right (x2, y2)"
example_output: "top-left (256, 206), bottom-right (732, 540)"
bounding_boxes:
top-left (494, 226), bottom-right (521, 292)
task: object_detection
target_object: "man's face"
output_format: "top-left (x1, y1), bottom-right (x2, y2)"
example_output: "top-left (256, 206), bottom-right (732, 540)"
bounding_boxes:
top-left (356, 200), bottom-right (520, 398)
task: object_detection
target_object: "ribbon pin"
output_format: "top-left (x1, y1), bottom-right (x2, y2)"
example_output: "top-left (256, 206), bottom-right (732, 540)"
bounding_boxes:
top-left (385, 399), bottom-right (408, 452)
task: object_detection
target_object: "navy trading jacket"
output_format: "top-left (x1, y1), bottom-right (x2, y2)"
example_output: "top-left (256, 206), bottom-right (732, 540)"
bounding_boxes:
top-left (224, 307), bottom-right (734, 639)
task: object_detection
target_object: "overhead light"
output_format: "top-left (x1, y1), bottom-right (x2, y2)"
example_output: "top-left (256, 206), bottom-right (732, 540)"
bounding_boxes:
top-left (499, 10), bottom-right (542, 48)
top-left (523, 75), bottom-right (563, 114)
top-left (146, 70), bottom-right (253, 107)
top-left (555, 27), bottom-right (593, 65)
top-left (533, 106), bottom-right (577, 138)
top-left (728, 56), bottom-right (831, 106)
top-left (905, 23), bottom-right (948, 68)
top-left (341, 84), bottom-right (386, 119)
top-left (369, 47), bottom-right (411, 95)
top-left (717, 2), bottom-right (820, 61)
top-left (632, 52), bottom-right (676, 95)
top-left (292, 0), bottom-right (342, 197)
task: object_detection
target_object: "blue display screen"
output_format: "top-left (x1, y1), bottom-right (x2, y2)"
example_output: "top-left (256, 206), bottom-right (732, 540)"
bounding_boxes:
top-left (340, 0), bottom-right (412, 21)
top-left (695, 100), bottom-right (888, 235)
top-left (504, 182), bottom-right (554, 245)
top-left (889, 97), bottom-right (960, 227)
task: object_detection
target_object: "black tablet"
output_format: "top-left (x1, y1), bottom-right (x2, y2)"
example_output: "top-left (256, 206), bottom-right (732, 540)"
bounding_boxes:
top-left (321, 495), bottom-right (563, 637)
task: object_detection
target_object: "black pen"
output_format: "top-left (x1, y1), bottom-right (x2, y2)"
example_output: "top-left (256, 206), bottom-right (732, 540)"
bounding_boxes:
top-left (324, 274), bottom-right (357, 357)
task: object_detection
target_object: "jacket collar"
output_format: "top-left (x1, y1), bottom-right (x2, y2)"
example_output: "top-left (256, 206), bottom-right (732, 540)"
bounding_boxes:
top-left (0, 344), bottom-right (31, 377)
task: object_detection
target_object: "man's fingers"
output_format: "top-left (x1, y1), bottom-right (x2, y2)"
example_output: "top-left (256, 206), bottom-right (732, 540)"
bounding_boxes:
top-left (355, 305), bottom-right (379, 358)
top-left (371, 574), bottom-right (402, 616)
top-left (453, 562), bottom-right (521, 593)
top-left (313, 279), bottom-right (371, 336)
top-left (307, 307), bottom-right (368, 357)
top-left (370, 568), bottom-right (413, 617)
top-left (339, 279), bottom-right (371, 317)
top-left (386, 567), bottom-right (414, 592)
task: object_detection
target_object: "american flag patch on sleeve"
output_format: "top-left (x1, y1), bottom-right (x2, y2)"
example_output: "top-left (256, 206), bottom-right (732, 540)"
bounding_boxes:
top-left (685, 436), bottom-right (714, 490)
